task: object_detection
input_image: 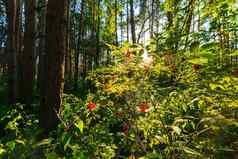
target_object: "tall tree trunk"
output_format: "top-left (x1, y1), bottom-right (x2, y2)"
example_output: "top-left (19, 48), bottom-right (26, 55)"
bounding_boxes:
top-left (126, 0), bottom-right (129, 41)
top-left (166, 9), bottom-right (173, 51)
top-left (95, 0), bottom-right (101, 66)
top-left (6, 0), bottom-right (17, 105)
top-left (21, 0), bottom-right (36, 105)
top-left (64, 0), bottom-right (71, 90)
top-left (89, 1), bottom-right (95, 71)
top-left (129, 0), bottom-right (136, 43)
top-left (16, 0), bottom-right (23, 102)
top-left (74, 0), bottom-right (85, 89)
top-left (120, 0), bottom-right (123, 45)
top-left (115, 0), bottom-right (118, 45)
top-left (184, 0), bottom-right (196, 50)
top-left (71, 0), bottom-right (77, 81)
top-left (38, 0), bottom-right (47, 110)
top-left (15, 0), bottom-right (21, 100)
top-left (150, 0), bottom-right (155, 38)
top-left (40, 0), bottom-right (68, 134)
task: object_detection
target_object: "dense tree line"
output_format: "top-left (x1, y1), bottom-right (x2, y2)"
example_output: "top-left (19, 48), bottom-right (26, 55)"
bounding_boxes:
top-left (0, 0), bottom-right (237, 135)
top-left (0, 0), bottom-right (238, 158)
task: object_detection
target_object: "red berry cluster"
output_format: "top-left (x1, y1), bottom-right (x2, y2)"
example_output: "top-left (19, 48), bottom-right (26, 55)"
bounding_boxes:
top-left (138, 102), bottom-right (150, 113)
top-left (87, 102), bottom-right (97, 110)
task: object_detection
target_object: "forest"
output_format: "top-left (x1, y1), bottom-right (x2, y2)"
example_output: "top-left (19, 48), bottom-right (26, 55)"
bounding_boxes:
top-left (0, 0), bottom-right (238, 158)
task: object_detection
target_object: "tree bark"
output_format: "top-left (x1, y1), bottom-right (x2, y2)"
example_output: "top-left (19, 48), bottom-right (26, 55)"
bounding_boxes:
top-left (40, 0), bottom-right (68, 134)
top-left (16, 0), bottom-right (24, 102)
top-left (184, 0), bottom-right (196, 50)
top-left (74, 0), bottom-right (85, 89)
top-left (129, 0), bottom-right (136, 43)
top-left (38, 0), bottom-right (47, 112)
top-left (95, 0), bottom-right (101, 66)
top-left (115, 0), bottom-right (118, 45)
top-left (126, 0), bottom-right (129, 41)
top-left (6, 0), bottom-right (17, 105)
top-left (150, 0), bottom-right (155, 38)
top-left (21, 0), bottom-right (36, 105)
top-left (64, 0), bottom-right (71, 90)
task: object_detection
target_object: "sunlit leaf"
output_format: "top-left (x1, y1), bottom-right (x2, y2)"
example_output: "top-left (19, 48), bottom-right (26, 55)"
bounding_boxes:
top-left (183, 147), bottom-right (202, 156)
top-left (75, 119), bottom-right (84, 133)
top-left (188, 58), bottom-right (208, 65)
top-left (64, 137), bottom-right (71, 151)
top-left (172, 126), bottom-right (181, 135)
top-left (46, 152), bottom-right (58, 159)
top-left (6, 141), bottom-right (16, 151)
top-left (35, 138), bottom-right (52, 147)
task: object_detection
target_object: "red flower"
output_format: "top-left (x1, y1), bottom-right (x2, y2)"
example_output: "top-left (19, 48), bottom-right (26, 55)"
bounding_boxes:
top-left (125, 50), bottom-right (131, 57)
top-left (124, 49), bottom-right (133, 60)
top-left (115, 111), bottom-right (124, 118)
top-left (87, 102), bottom-right (96, 110)
top-left (138, 102), bottom-right (150, 113)
top-left (232, 68), bottom-right (238, 77)
top-left (192, 64), bottom-right (201, 71)
top-left (122, 123), bottom-right (130, 135)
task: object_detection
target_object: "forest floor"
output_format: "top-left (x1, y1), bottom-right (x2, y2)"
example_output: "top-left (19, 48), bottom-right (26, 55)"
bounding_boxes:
top-left (0, 48), bottom-right (238, 158)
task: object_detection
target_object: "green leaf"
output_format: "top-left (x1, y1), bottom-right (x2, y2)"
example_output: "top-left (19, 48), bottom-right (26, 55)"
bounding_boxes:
top-left (15, 139), bottom-right (25, 145)
top-left (209, 83), bottom-right (225, 90)
top-left (171, 126), bottom-right (181, 135)
top-left (219, 147), bottom-right (236, 152)
top-left (64, 137), bottom-right (72, 151)
top-left (46, 152), bottom-right (58, 159)
top-left (75, 119), bottom-right (84, 133)
top-left (183, 147), bottom-right (202, 156)
top-left (188, 58), bottom-right (208, 65)
top-left (34, 138), bottom-right (52, 147)
top-left (0, 144), bottom-right (6, 155)
top-left (230, 50), bottom-right (238, 56)
top-left (6, 141), bottom-right (16, 151)
top-left (78, 152), bottom-right (87, 159)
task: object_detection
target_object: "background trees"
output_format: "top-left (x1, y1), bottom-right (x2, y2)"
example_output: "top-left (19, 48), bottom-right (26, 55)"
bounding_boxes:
top-left (6, 0), bottom-right (17, 105)
top-left (0, 0), bottom-right (237, 158)
top-left (0, 0), bottom-right (237, 130)
top-left (20, 0), bottom-right (35, 106)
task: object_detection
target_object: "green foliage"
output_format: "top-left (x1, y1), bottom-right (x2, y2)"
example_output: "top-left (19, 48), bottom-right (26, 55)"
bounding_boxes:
top-left (1, 40), bottom-right (238, 158)
top-left (1, 0), bottom-right (238, 158)
top-left (58, 43), bottom-right (237, 158)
